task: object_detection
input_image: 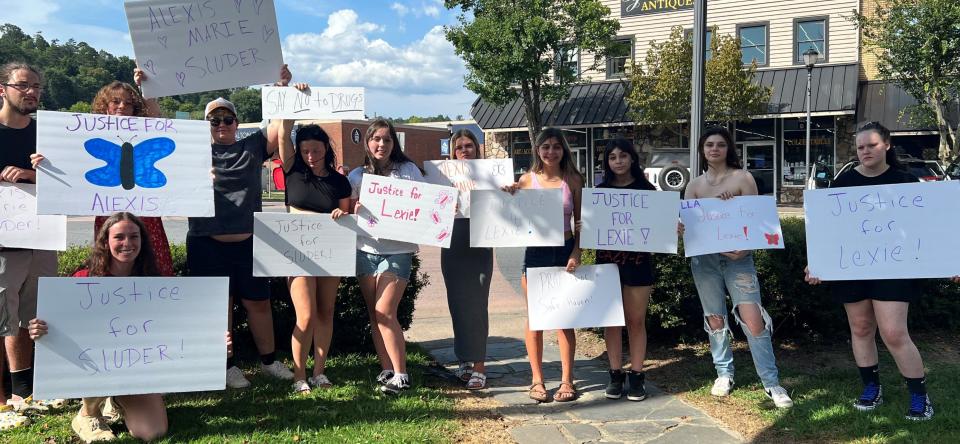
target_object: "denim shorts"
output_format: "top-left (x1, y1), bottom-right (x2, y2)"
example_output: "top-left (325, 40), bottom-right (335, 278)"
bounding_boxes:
top-left (522, 237), bottom-right (576, 274)
top-left (356, 251), bottom-right (413, 280)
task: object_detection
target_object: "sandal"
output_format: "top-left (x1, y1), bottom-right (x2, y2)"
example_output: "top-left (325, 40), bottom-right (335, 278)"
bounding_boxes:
top-left (554, 381), bottom-right (578, 402)
top-left (466, 372), bottom-right (487, 390)
top-left (528, 382), bottom-right (551, 402)
top-left (454, 362), bottom-right (474, 382)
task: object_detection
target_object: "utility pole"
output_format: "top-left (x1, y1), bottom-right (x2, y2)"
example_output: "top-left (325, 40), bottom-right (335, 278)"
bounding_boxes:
top-left (690, 0), bottom-right (707, 178)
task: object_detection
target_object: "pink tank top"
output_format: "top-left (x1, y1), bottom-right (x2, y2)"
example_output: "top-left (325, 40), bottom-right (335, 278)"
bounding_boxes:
top-left (530, 173), bottom-right (574, 232)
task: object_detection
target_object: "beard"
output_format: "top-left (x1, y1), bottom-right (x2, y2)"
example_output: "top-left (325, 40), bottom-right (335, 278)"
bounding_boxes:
top-left (1, 97), bottom-right (38, 115)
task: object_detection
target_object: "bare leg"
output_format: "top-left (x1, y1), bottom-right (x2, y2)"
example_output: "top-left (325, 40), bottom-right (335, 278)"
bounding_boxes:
top-left (521, 274), bottom-right (544, 383)
top-left (623, 285), bottom-right (652, 370)
top-left (289, 276), bottom-right (317, 381)
top-left (241, 298), bottom-right (275, 356)
top-left (874, 301), bottom-right (925, 378)
top-left (115, 394), bottom-right (167, 442)
top-left (844, 300), bottom-right (879, 367)
top-left (374, 273), bottom-right (409, 374)
top-left (313, 277), bottom-right (340, 376)
top-left (558, 328), bottom-right (576, 383)
top-left (604, 326), bottom-right (623, 370)
top-left (359, 275), bottom-right (390, 370)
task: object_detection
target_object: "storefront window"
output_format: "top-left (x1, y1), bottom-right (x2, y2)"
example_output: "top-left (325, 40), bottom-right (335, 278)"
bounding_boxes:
top-left (782, 116), bottom-right (835, 187)
top-left (511, 131), bottom-right (531, 179)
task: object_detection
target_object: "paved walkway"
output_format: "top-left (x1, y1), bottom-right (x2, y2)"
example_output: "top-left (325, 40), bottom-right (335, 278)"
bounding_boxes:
top-left (408, 246), bottom-right (743, 444)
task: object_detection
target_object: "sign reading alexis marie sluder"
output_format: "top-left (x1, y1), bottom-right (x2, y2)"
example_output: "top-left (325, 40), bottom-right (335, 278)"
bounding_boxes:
top-left (622, 0), bottom-right (694, 17)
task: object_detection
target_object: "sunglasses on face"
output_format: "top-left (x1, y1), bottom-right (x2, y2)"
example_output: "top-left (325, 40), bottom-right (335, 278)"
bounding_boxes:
top-left (208, 116), bottom-right (236, 127)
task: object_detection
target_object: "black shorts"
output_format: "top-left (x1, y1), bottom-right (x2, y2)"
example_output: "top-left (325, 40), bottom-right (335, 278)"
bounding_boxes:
top-left (596, 250), bottom-right (655, 287)
top-left (186, 235), bottom-right (270, 301)
top-left (830, 279), bottom-right (921, 304)
top-left (523, 238), bottom-right (576, 274)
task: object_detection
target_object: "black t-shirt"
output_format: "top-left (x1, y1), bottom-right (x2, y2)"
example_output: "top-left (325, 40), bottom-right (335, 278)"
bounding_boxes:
top-left (831, 165), bottom-right (919, 188)
top-left (0, 119), bottom-right (36, 180)
top-left (188, 131), bottom-right (269, 236)
top-left (283, 162), bottom-right (352, 213)
top-left (595, 178), bottom-right (657, 265)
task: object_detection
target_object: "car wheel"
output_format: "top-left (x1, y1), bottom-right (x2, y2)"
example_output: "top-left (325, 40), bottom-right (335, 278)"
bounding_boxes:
top-left (658, 165), bottom-right (690, 192)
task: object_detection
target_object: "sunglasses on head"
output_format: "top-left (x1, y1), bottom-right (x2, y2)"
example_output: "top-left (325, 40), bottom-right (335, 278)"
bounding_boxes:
top-left (208, 116), bottom-right (236, 127)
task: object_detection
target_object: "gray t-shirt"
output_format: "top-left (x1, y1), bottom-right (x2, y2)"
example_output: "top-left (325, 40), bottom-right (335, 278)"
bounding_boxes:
top-left (188, 131), bottom-right (269, 236)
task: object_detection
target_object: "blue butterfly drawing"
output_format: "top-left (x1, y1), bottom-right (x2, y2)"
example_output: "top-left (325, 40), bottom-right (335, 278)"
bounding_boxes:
top-left (84, 136), bottom-right (176, 190)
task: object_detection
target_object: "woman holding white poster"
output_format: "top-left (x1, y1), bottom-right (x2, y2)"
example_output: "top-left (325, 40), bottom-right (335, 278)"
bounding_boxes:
top-left (278, 117), bottom-right (352, 393)
top-left (594, 139), bottom-right (656, 402)
top-left (347, 119), bottom-right (425, 395)
top-left (683, 127), bottom-right (793, 408)
top-left (440, 129), bottom-right (493, 390)
top-left (805, 122), bottom-right (932, 420)
top-left (503, 127), bottom-right (583, 403)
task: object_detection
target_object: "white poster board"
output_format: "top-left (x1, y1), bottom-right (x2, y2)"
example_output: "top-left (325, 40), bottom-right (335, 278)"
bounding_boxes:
top-left (124, 0), bottom-right (284, 98)
top-left (679, 196), bottom-right (784, 257)
top-left (35, 111), bottom-right (214, 217)
top-left (357, 175), bottom-right (457, 248)
top-left (261, 86), bottom-right (365, 120)
top-left (526, 264), bottom-right (624, 331)
top-left (252, 212), bottom-right (357, 277)
top-left (580, 188), bottom-right (680, 254)
top-left (469, 189), bottom-right (565, 247)
top-left (33, 277), bottom-right (228, 399)
top-left (805, 181), bottom-right (960, 280)
top-left (423, 159), bottom-right (515, 218)
top-left (0, 184), bottom-right (66, 251)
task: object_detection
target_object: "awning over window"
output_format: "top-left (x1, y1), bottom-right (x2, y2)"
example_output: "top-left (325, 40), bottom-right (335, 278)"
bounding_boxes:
top-left (857, 81), bottom-right (959, 133)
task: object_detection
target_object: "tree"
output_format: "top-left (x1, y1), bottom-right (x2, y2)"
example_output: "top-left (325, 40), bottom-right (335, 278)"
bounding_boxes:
top-left (626, 27), bottom-right (770, 139)
top-left (229, 88), bottom-right (262, 122)
top-left (853, 0), bottom-right (960, 160)
top-left (445, 0), bottom-right (620, 142)
top-left (67, 101), bottom-right (91, 113)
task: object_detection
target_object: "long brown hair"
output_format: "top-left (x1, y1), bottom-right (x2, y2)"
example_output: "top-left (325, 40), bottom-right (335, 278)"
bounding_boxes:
top-left (85, 212), bottom-right (158, 277)
top-left (362, 118), bottom-right (421, 175)
top-left (697, 126), bottom-right (742, 174)
top-left (91, 81), bottom-right (147, 117)
top-left (449, 129), bottom-right (480, 160)
top-left (531, 127), bottom-right (583, 184)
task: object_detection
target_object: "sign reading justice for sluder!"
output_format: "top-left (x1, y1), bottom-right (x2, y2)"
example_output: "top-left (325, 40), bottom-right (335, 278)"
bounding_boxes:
top-left (805, 181), bottom-right (960, 280)
top-left (252, 212), bottom-right (357, 277)
top-left (580, 188), bottom-right (680, 254)
top-left (124, 0), bottom-right (284, 98)
top-left (33, 277), bottom-right (228, 399)
top-left (357, 175), bottom-right (458, 248)
top-left (35, 111), bottom-right (214, 217)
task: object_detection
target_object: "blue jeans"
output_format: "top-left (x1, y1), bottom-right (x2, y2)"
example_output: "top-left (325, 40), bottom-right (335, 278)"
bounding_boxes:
top-left (689, 253), bottom-right (780, 388)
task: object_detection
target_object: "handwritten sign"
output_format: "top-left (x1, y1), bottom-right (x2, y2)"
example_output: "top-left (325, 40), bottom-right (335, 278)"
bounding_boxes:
top-left (580, 188), bottom-right (679, 254)
top-left (357, 175), bottom-right (457, 248)
top-left (35, 111), bottom-right (214, 217)
top-left (469, 189), bottom-right (565, 247)
top-left (261, 86), bottom-right (365, 120)
top-left (0, 184), bottom-right (66, 251)
top-left (124, 0), bottom-right (284, 98)
top-left (804, 181), bottom-right (960, 280)
top-left (526, 264), bottom-right (624, 331)
top-left (252, 212), bottom-right (357, 276)
top-left (33, 277), bottom-right (228, 399)
top-left (423, 159), bottom-right (514, 218)
top-left (679, 196), bottom-right (784, 257)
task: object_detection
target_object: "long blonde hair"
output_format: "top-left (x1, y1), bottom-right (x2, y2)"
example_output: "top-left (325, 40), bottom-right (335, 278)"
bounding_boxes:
top-left (531, 127), bottom-right (583, 184)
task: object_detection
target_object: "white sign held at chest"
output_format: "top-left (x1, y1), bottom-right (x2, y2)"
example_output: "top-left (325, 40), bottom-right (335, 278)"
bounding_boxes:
top-left (357, 175), bottom-right (458, 248)
top-left (469, 189), bottom-right (565, 247)
top-left (679, 196), bottom-right (784, 257)
top-left (124, 0), bottom-right (284, 98)
top-left (526, 264), bottom-right (625, 331)
top-left (0, 183), bottom-right (66, 251)
top-left (35, 111), bottom-right (214, 217)
top-left (581, 188), bottom-right (680, 254)
top-left (804, 181), bottom-right (960, 280)
top-left (423, 159), bottom-right (515, 218)
top-left (261, 86), bottom-right (365, 120)
top-left (252, 212), bottom-right (357, 277)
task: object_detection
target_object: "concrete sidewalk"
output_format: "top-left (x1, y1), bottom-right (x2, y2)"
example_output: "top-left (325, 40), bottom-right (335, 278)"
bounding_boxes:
top-left (407, 246), bottom-right (743, 444)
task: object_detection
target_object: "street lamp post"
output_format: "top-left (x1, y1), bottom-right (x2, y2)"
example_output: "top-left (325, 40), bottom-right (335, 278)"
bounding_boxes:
top-left (803, 48), bottom-right (818, 189)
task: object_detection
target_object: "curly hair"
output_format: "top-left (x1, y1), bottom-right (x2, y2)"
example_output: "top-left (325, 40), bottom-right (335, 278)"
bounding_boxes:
top-left (85, 212), bottom-right (159, 277)
top-left (90, 81), bottom-right (146, 117)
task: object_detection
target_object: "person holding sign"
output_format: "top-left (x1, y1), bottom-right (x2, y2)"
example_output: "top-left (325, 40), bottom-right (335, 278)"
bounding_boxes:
top-left (28, 212), bottom-right (167, 442)
top-left (440, 129), bottom-right (493, 390)
top-left (594, 139), bottom-right (657, 401)
top-left (503, 127), bottom-right (583, 403)
top-left (277, 116), bottom-right (352, 393)
top-left (186, 65), bottom-right (295, 389)
top-left (683, 127), bottom-right (793, 408)
top-left (805, 122), bottom-right (933, 420)
top-left (0, 62), bottom-right (61, 423)
top-left (347, 119), bottom-right (424, 395)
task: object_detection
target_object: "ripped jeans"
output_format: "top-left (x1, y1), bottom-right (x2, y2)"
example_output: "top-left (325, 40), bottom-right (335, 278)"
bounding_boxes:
top-left (690, 253), bottom-right (780, 388)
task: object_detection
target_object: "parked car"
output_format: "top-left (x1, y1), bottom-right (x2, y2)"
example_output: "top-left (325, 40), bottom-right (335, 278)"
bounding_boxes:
top-left (945, 156), bottom-right (960, 180)
top-left (811, 156), bottom-right (949, 189)
top-left (644, 149), bottom-right (691, 192)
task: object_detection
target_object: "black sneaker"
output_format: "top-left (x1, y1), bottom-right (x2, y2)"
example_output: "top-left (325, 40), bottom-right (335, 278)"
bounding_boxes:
top-left (626, 371), bottom-right (647, 401)
top-left (905, 392), bottom-right (934, 421)
top-left (605, 369), bottom-right (625, 399)
top-left (380, 375), bottom-right (410, 395)
top-left (376, 369), bottom-right (395, 385)
top-left (853, 383), bottom-right (882, 411)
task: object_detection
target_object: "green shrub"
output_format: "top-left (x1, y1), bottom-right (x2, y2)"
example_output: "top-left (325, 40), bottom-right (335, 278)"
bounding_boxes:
top-left (57, 244), bottom-right (426, 357)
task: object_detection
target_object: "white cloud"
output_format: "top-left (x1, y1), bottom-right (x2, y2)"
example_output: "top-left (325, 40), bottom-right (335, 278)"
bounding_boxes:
top-left (390, 2), bottom-right (410, 16)
top-left (422, 0), bottom-right (442, 18)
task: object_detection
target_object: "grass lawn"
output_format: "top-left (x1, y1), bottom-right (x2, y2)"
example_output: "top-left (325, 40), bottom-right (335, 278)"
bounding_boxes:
top-left (262, 190), bottom-right (285, 202)
top-left (5, 346), bottom-right (458, 443)
top-left (644, 334), bottom-right (960, 443)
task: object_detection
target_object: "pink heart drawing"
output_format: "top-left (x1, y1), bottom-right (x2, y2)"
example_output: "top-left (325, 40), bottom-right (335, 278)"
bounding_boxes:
top-left (233, 0), bottom-right (242, 13)
top-left (253, 0), bottom-right (264, 15)
top-left (143, 60), bottom-right (157, 75)
top-left (175, 72), bottom-right (186, 87)
top-left (157, 35), bottom-right (167, 49)
top-left (262, 25), bottom-right (275, 43)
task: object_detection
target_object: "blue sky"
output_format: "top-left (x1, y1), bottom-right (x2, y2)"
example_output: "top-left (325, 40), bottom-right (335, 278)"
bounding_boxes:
top-left (2, 0), bottom-right (476, 119)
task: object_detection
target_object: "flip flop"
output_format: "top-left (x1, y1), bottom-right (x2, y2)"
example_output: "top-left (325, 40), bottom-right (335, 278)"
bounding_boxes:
top-left (529, 382), bottom-right (551, 403)
top-left (554, 381), bottom-right (578, 402)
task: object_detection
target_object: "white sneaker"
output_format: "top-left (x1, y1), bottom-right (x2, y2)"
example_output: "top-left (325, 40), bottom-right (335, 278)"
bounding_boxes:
top-left (711, 376), bottom-right (734, 396)
top-left (765, 386), bottom-right (794, 408)
top-left (226, 366), bottom-right (251, 389)
top-left (261, 361), bottom-right (294, 380)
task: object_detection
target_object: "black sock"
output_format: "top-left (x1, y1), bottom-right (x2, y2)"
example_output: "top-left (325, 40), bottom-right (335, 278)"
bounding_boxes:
top-left (226, 357), bottom-right (236, 369)
top-left (10, 368), bottom-right (33, 398)
top-left (904, 376), bottom-right (927, 395)
top-left (260, 352), bottom-right (276, 366)
top-left (858, 364), bottom-right (880, 386)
